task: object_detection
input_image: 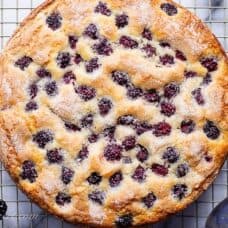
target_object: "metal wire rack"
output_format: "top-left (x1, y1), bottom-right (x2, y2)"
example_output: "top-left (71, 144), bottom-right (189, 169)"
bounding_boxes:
top-left (0, 0), bottom-right (227, 227)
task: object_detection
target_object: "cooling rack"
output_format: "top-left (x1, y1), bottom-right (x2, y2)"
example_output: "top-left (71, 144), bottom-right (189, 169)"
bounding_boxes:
top-left (0, 0), bottom-right (227, 227)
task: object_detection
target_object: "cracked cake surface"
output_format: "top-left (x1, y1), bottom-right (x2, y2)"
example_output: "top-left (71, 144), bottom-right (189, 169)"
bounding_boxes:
top-left (0, 0), bottom-right (228, 226)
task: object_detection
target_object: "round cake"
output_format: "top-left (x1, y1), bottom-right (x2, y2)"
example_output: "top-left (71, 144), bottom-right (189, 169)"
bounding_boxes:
top-left (0, 0), bottom-right (227, 226)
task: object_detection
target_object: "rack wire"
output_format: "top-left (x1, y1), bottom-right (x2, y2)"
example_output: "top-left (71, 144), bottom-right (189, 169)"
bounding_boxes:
top-left (0, 0), bottom-right (227, 227)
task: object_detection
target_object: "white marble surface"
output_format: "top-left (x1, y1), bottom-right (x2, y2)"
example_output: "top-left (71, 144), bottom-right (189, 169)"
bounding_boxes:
top-left (0, 0), bottom-right (227, 227)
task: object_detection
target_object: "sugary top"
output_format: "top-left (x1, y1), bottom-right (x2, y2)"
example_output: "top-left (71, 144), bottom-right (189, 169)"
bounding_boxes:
top-left (0, 0), bottom-right (227, 226)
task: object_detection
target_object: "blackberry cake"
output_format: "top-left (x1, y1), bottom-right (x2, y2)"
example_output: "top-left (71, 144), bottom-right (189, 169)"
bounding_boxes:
top-left (0, 0), bottom-right (227, 226)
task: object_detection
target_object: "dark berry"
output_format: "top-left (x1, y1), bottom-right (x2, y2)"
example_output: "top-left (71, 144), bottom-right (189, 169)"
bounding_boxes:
top-left (203, 120), bottom-right (220, 140)
top-left (111, 71), bottom-right (129, 87)
top-left (44, 81), bottom-right (58, 96)
top-left (61, 167), bottom-right (74, 184)
top-left (103, 126), bottom-right (116, 140)
top-left (202, 73), bottom-right (212, 85)
top-left (136, 145), bottom-right (149, 162)
top-left (153, 122), bottom-right (171, 137)
top-left (88, 191), bottom-right (105, 205)
top-left (164, 83), bottom-right (180, 99)
top-left (104, 144), bottom-right (122, 161)
top-left (204, 154), bottom-right (213, 162)
top-left (25, 101), bottom-right (38, 111)
top-left (63, 71), bottom-right (76, 84)
top-left (15, 56), bottom-right (32, 70)
top-left (176, 48), bottom-right (187, 60)
top-left (84, 23), bottom-right (99, 40)
top-left (159, 41), bottom-right (171, 48)
top-left (180, 120), bottom-right (195, 134)
top-left (93, 38), bottom-right (113, 56)
top-left (134, 121), bottom-right (153, 135)
top-left (109, 171), bottom-right (123, 187)
top-left (95, 1), bottom-right (111, 16)
top-left (81, 114), bottom-right (93, 128)
top-left (64, 122), bottom-right (81, 131)
top-left (176, 50), bottom-right (187, 61)
top-left (0, 199), bottom-right (7, 220)
top-left (47, 148), bottom-right (63, 164)
top-left (143, 89), bottom-right (160, 103)
top-left (115, 214), bottom-right (133, 227)
top-left (28, 83), bottom-right (38, 99)
top-left (36, 68), bottom-right (51, 78)
top-left (117, 115), bottom-right (135, 125)
top-left (32, 130), bottom-right (53, 148)
top-left (151, 163), bottom-right (168, 176)
top-left (46, 12), bottom-right (62, 30)
top-left (56, 52), bottom-right (71, 68)
top-left (122, 136), bottom-right (136, 150)
top-left (98, 98), bottom-right (112, 116)
top-left (68, 35), bottom-right (78, 49)
top-left (162, 147), bottom-right (179, 163)
top-left (176, 163), bottom-right (189, 177)
top-left (77, 146), bottom-right (89, 162)
top-left (76, 85), bottom-right (96, 101)
top-left (172, 184), bottom-right (188, 200)
top-left (161, 3), bottom-right (178, 16)
top-left (115, 14), bottom-right (129, 28)
top-left (142, 44), bottom-right (156, 57)
top-left (20, 160), bottom-right (38, 183)
top-left (192, 88), bottom-right (205, 105)
top-left (142, 28), bottom-right (152, 40)
top-left (88, 133), bottom-right (99, 143)
top-left (55, 192), bottom-right (71, 205)
top-left (142, 192), bottom-right (156, 208)
top-left (119, 36), bottom-right (138, 49)
top-left (85, 57), bottom-right (100, 73)
top-left (184, 71), bottom-right (197, 79)
top-left (200, 57), bottom-right (218, 72)
top-left (87, 172), bottom-right (102, 185)
top-left (74, 53), bottom-right (83, 65)
top-left (127, 86), bottom-right (143, 99)
top-left (160, 54), bottom-right (174, 65)
top-left (160, 102), bottom-right (176, 117)
top-left (132, 165), bottom-right (146, 182)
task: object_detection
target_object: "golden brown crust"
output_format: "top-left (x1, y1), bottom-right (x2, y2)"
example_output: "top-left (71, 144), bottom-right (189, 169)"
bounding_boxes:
top-left (0, 0), bottom-right (227, 226)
